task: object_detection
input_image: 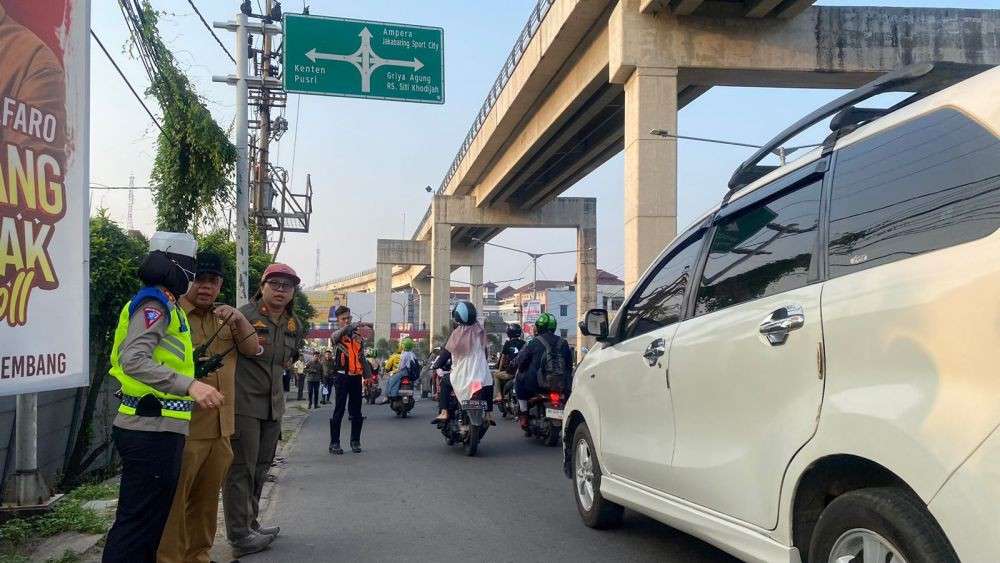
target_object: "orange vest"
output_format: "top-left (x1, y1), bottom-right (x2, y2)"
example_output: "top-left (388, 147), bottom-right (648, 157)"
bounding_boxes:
top-left (338, 337), bottom-right (364, 376)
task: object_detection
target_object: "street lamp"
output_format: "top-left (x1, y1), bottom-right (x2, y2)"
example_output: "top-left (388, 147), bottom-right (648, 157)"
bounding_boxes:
top-left (649, 129), bottom-right (821, 166)
top-left (472, 238), bottom-right (594, 300)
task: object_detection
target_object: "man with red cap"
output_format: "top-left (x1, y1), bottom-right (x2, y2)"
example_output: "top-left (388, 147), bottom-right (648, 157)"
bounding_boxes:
top-left (222, 263), bottom-right (304, 557)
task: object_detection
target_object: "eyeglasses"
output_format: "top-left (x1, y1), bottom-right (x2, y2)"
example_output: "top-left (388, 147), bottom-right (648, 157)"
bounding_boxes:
top-left (265, 279), bottom-right (295, 292)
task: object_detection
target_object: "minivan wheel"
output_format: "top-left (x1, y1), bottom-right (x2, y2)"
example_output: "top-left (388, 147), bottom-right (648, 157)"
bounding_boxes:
top-left (572, 423), bottom-right (623, 529)
top-left (808, 487), bottom-right (958, 563)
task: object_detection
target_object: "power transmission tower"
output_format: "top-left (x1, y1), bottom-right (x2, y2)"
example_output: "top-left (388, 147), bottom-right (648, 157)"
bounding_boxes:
top-left (127, 174), bottom-right (135, 230)
top-left (314, 247), bottom-right (321, 287)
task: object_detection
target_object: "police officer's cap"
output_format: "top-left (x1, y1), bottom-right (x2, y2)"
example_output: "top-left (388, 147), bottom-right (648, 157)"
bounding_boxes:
top-left (197, 251), bottom-right (225, 278)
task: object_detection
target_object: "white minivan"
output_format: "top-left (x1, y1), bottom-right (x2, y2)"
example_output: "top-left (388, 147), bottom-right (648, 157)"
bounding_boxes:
top-left (563, 62), bottom-right (1000, 563)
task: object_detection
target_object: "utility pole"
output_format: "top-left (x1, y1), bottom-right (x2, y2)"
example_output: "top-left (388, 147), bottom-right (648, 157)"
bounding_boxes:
top-left (314, 247), bottom-right (321, 287)
top-left (254, 0), bottom-right (274, 235)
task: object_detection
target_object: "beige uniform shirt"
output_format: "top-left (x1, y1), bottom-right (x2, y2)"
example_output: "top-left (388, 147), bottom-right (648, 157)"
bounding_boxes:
top-left (234, 301), bottom-right (304, 421)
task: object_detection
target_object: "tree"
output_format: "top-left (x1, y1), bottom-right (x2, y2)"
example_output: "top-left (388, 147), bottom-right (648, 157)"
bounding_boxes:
top-left (134, 3), bottom-right (237, 233)
top-left (375, 338), bottom-right (391, 359)
top-left (63, 212), bottom-right (148, 486)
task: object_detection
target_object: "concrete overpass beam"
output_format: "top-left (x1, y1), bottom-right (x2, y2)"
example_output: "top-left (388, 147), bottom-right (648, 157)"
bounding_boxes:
top-left (622, 65), bottom-right (678, 293)
top-left (375, 263), bottom-right (393, 345)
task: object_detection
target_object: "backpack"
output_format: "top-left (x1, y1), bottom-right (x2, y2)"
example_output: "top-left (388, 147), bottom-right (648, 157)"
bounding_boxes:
top-left (538, 335), bottom-right (567, 390)
top-left (404, 357), bottom-right (422, 382)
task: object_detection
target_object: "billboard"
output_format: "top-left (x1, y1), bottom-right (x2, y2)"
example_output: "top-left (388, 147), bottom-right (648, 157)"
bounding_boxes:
top-left (0, 1), bottom-right (89, 395)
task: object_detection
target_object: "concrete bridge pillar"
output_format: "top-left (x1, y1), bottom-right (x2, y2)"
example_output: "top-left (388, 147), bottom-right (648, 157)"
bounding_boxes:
top-left (576, 219), bottom-right (598, 359)
top-left (469, 265), bottom-right (484, 317)
top-left (375, 263), bottom-right (392, 345)
top-left (623, 65), bottom-right (678, 294)
top-left (430, 221), bottom-right (452, 347)
top-left (411, 277), bottom-right (431, 330)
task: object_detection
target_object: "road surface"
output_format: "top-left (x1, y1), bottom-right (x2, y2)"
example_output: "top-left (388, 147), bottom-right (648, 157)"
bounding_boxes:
top-left (250, 398), bottom-right (738, 562)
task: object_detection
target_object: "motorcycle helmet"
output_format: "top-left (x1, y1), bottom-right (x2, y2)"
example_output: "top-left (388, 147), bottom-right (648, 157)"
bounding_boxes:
top-left (451, 301), bottom-right (478, 326)
top-left (401, 337), bottom-right (415, 351)
top-left (535, 312), bottom-right (557, 334)
top-left (506, 323), bottom-right (523, 339)
top-left (365, 348), bottom-right (377, 358)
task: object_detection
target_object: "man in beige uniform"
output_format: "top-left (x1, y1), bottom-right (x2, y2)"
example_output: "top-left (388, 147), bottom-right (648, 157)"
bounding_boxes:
top-left (223, 263), bottom-right (304, 556)
top-left (158, 253), bottom-right (265, 563)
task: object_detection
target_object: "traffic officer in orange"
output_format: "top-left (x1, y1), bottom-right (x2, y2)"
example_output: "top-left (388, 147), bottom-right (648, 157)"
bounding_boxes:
top-left (157, 252), bottom-right (265, 563)
top-left (223, 263), bottom-right (305, 557)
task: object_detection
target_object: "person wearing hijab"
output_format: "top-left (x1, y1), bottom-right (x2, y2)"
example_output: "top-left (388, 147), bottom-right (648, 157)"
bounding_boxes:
top-left (431, 301), bottom-right (494, 423)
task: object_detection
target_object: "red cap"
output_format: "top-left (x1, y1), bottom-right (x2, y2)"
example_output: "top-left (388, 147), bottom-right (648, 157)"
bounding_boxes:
top-left (262, 263), bottom-right (300, 285)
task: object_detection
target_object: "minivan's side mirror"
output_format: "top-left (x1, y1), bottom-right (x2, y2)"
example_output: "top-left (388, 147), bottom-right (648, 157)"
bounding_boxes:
top-left (579, 309), bottom-right (610, 341)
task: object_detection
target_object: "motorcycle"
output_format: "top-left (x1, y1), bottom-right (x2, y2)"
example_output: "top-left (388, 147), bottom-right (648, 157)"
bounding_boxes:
top-left (522, 377), bottom-right (565, 447)
top-left (363, 372), bottom-right (381, 405)
top-left (388, 376), bottom-right (416, 417)
top-left (435, 387), bottom-right (491, 456)
top-left (497, 377), bottom-right (517, 419)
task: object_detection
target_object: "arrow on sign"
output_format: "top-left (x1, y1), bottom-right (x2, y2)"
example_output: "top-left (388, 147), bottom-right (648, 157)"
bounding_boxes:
top-left (305, 27), bottom-right (425, 93)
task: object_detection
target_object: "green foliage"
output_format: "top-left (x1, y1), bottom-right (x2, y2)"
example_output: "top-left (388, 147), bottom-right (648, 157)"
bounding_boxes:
top-left (62, 212), bottom-right (148, 487)
top-left (375, 338), bottom-right (391, 359)
top-left (0, 500), bottom-right (109, 547)
top-left (135, 3), bottom-right (237, 232)
top-left (67, 483), bottom-right (118, 502)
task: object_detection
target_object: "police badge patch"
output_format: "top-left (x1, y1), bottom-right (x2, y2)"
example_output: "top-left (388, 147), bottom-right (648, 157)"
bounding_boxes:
top-left (287, 319), bottom-right (297, 332)
top-left (143, 307), bottom-right (162, 328)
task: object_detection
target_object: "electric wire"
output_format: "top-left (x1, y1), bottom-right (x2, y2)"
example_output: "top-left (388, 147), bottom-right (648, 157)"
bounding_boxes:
top-left (90, 29), bottom-right (165, 136)
top-left (186, 0), bottom-right (236, 63)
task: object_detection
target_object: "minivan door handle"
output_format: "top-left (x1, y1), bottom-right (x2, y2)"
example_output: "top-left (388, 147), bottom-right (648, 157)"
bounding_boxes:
top-left (758, 305), bottom-right (805, 346)
top-left (643, 338), bottom-right (666, 367)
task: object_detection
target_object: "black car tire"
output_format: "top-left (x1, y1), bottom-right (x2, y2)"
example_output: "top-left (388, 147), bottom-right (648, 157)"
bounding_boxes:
top-left (808, 487), bottom-right (958, 563)
top-left (572, 423), bottom-right (623, 529)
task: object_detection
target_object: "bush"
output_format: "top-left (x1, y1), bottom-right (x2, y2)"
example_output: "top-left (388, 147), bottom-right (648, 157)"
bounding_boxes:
top-left (0, 499), bottom-right (109, 547)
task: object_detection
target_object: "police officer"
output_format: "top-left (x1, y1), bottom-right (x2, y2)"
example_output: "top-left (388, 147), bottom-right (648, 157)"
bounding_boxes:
top-left (103, 233), bottom-right (224, 563)
top-left (223, 263), bottom-right (304, 557)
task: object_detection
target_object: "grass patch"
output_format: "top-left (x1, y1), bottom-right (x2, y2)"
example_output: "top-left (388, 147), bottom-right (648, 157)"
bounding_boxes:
top-left (0, 499), bottom-right (109, 548)
top-left (66, 483), bottom-right (118, 503)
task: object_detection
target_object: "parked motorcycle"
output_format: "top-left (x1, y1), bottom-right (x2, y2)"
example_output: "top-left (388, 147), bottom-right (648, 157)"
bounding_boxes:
top-left (523, 377), bottom-right (565, 447)
top-left (388, 376), bottom-right (416, 417)
top-left (363, 373), bottom-right (381, 405)
top-left (435, 388), bottom-right (491, 456)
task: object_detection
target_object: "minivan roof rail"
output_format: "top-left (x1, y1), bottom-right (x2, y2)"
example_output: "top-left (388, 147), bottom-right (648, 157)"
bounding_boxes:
top-left (727, 62), bottom-right (994, 191)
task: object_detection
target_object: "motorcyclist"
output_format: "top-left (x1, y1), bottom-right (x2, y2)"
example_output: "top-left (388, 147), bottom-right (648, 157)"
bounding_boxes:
top-left (513, 312), bottom-right (573, 430)
top-left (431, 302), bottom-right (494, 423)
top-left (494, 323), bottom-right (525, 405)
top-left (386, 337), bottom-right (419, 399)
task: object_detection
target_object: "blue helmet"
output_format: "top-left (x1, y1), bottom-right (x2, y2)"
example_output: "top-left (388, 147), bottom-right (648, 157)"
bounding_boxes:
top-left (451, 301), bottom-right (478, 326)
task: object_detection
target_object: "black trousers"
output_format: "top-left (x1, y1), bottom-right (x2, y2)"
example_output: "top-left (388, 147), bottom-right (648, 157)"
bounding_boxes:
top-left (103, 427), bottom-right (185, 563)
top-left (330, 374), bottom-right (362, 444)
top-left (307, 381), bottom-right (320, 406)
top-left (437, 374), bottom-right (493, 413)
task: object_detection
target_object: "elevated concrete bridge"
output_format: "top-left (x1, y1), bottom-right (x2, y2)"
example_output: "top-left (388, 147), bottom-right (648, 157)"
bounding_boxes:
top-left (317, 0), bottom-right (1000, 347)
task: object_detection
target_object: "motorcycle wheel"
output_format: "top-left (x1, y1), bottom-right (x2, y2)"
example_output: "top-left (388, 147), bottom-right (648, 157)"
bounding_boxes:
top-left (544, 421), bottom-right (560, 447)
top-left (464, 425), bottom-right (480, 457)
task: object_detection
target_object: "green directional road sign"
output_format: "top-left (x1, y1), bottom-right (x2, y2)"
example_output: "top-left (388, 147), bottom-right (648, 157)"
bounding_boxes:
top-left (283, 13), bottom-right (444, 104)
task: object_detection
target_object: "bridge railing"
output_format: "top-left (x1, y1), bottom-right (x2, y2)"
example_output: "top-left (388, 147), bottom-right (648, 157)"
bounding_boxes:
top-left (412, 0), bottom-right (556, 239)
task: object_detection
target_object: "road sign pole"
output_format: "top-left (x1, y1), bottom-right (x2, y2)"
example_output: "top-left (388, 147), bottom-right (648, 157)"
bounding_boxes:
top-left (235, 13), bottom-right (250, 307)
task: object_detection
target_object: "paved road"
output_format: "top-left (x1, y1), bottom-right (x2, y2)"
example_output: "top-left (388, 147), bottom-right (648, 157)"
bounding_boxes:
top-left (250, 398), bottom-right (738, 562)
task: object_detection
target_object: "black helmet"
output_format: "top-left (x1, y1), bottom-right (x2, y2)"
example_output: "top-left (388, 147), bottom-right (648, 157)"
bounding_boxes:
top-left (506, 323), bottom-right (522, 338)
top-left (451, 301), bottom-right (478, 326)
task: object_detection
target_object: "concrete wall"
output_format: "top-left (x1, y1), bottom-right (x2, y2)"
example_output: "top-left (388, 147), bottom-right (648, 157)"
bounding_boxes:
top-left (0, 381), bottom-right (120, 501)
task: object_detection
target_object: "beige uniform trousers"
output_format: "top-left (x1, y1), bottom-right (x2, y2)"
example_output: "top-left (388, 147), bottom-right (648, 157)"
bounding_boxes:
top-left (157, 436), bottom-right (234, 563)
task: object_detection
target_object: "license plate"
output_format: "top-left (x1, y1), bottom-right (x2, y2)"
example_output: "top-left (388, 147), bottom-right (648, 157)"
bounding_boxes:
top-left (399, 389), bottom-right (413, 396)
top-left (545, 408), bottom-right (564, 420)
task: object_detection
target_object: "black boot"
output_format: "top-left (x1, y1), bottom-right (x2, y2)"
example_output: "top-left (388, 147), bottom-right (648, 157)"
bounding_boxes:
top-left (328, 418), bottom-right (343, 454)
top-left (350, 416), bottom-right (365, 453)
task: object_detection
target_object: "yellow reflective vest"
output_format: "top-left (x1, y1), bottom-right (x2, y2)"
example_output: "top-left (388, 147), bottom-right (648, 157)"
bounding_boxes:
top-left (109, 287), bottom-right (195, 421)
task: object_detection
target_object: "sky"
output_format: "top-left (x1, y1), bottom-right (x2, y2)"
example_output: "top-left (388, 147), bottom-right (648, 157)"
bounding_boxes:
top-left (89, 0), bottom-right (1000, 290)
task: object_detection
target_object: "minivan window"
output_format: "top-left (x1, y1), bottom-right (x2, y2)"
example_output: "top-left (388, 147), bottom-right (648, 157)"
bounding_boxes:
top-left (828, 108), bottom-right (1000, 277)
top-left (695, 180), bottom-right (822, 316)
top-left (620, 233), bottom-right (704, 341)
